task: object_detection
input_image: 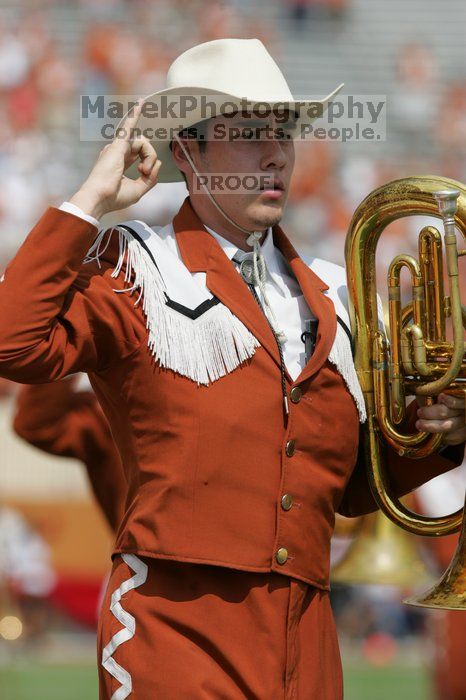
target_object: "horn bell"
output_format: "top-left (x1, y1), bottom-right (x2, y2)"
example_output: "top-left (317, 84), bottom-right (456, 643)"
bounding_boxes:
top-left (331, 510), bottom-right (433, 588)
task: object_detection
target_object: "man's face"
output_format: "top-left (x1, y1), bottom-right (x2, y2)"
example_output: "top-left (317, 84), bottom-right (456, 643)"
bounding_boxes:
top-left (186, 109), bottom-right (296, 232)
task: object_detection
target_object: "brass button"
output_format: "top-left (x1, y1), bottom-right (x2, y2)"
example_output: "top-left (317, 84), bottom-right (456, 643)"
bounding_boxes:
top-left (285, 439), bottom-right (296, 457)
top-left (276, 547), bottom-right (288, 564)
top-left (281, 493), bottom-right (293, 511)
top-left (290, 386), bottom-right (302, 403)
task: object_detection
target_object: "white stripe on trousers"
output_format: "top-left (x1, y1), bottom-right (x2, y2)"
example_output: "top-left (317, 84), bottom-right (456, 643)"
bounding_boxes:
top-left (101, 554), bottom-right (148, 700)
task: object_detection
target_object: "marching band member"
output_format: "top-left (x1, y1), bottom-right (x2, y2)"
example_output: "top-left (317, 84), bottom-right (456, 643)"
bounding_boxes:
top-left (12, 375), bottom-right (126, 534)
top-left (11, 376), bottom-right (126, 628)
top-left (0, 38), bottom-right (464, 699)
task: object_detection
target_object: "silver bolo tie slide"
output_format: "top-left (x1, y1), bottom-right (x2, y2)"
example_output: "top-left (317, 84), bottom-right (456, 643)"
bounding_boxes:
top-left (232, 250), bottom-right (267, 285)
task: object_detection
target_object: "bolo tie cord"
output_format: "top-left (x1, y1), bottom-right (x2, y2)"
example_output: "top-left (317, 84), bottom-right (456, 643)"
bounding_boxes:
top-left (231, 248), bottom-right (290, 419)
top-left (246, 231), bottom-right (287, 345)
top-left (247, 282), bottom-right (289, 418)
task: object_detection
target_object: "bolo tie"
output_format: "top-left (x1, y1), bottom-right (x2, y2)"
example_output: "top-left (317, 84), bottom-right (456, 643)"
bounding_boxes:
top-left (232, 246), bottom-right (290, 417)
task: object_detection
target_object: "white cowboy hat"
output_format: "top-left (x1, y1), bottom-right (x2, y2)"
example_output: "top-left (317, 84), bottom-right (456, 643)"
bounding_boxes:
top-left (119, 38), bottom-right (343, 183)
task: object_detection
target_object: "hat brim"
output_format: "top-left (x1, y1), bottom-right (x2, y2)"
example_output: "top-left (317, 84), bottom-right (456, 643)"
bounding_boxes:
top-left (120, 83), bottom-right (344, 183)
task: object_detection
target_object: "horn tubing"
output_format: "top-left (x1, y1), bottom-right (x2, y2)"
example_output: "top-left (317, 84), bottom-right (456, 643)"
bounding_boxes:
top-left (345, 175), bottom-right (466, 536)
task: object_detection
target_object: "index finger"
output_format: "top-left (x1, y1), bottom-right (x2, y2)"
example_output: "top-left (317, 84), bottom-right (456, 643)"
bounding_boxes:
top-left (119, 97), bottom-right (145, 144)
top-left (417, 403), bottom-right (464, 419)
top-left (439, 393), bottom-right (466, 409)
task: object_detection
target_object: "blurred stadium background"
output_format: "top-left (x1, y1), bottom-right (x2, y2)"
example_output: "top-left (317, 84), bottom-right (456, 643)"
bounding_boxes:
top-left (0, 0), bottom-right (465, 698)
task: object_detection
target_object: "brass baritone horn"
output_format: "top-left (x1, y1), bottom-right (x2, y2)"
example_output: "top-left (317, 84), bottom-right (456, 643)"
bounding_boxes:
top-left (345, 176), bottom-right (466, 609)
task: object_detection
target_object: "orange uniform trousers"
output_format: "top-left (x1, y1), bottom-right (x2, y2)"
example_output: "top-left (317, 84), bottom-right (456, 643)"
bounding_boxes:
top-left (97, 555), bottom-right (343, 699)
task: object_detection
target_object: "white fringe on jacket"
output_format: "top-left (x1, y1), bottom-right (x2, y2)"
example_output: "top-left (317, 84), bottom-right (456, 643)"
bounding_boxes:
top-left (328, 322), bottom-right (366, 423)
top-left (83, 224), bottom-right (260, 385)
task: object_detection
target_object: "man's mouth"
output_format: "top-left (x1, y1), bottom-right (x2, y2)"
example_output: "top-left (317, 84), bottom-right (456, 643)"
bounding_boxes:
top-left (258, 178), bottom-right (285, 199)
top-left (259, 178), bottom-right (285, 199)
top-left (259, 177), bottom-right (285, 192)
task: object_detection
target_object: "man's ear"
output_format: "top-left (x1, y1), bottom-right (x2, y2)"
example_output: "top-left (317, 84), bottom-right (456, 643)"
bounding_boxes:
top-left (171, 138), bottom-right (192, 177)
top-left (180, 143), bottom-right (192, 162)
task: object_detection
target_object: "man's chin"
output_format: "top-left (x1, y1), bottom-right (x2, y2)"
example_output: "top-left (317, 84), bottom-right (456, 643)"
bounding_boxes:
top-left (247, 198), bottom-right (285, 229)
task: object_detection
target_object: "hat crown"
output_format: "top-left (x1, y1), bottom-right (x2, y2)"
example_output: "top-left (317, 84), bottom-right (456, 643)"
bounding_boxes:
top-left (166, 38), bottom-right (294, 102)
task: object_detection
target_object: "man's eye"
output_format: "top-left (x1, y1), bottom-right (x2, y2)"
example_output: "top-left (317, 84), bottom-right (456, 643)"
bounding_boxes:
top-left (270, 127), bottom-right (292, 141)
top-left (234, 128), bottom-right (263, 140)
top-left (241, 129), bottom-right (255, 139)
top-left (280, 123), bottom-right (297, 136)
top-left (232, 125), bottom-right (294, 141)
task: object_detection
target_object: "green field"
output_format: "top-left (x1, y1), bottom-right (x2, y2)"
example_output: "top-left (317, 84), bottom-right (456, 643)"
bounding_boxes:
top-left (1, 664), bottom-right (97, 700)
top-left (0, 662), bottom-right (431, 700)
top-left (344, 664), bottom-right (430, 700)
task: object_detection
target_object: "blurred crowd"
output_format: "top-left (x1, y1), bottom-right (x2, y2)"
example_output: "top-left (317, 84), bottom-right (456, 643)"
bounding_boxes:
top-left (0, 0), bottom-right (277, 265)
top-left (1, 0), bottom-right (466, 273)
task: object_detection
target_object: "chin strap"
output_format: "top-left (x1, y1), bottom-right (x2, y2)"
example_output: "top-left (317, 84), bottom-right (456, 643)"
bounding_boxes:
top-left (173, 133), bottom-right (287, 343)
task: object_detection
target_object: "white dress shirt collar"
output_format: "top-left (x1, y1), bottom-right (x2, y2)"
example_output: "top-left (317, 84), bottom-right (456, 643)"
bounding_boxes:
top-left (204, 224), bottom-right (294, 298)
top-left (204, 225), bottom-right (272, 261)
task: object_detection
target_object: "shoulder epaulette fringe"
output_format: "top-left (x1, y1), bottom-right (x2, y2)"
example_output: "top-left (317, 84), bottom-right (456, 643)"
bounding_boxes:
top-left (327, 323), bottom-right (366, 423)
top-left (83, 224), bottom-right (260, 385)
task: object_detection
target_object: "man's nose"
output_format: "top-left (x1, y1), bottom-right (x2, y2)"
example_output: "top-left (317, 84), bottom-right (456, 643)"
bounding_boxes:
top-left (260, 139), bottom-right (287, 170)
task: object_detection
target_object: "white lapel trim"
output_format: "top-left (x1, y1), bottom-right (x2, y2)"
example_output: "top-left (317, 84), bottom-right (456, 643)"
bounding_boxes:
top-left (308, 257), bottom-right (367, 422)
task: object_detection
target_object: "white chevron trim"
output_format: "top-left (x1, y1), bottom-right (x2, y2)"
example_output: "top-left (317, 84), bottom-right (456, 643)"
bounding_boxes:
top-left (83, 223), bottom-right (260, 386)
top-left (101, 554), bottom-right (148, 699)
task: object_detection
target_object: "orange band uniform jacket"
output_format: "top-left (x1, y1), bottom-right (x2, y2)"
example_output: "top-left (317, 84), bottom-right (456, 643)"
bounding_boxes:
top-left (0, 198), bottom-right (463, 591)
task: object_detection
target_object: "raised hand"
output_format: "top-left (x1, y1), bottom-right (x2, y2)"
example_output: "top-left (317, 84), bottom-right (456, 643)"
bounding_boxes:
top-left (69, 98), bottom-right (162, 219)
